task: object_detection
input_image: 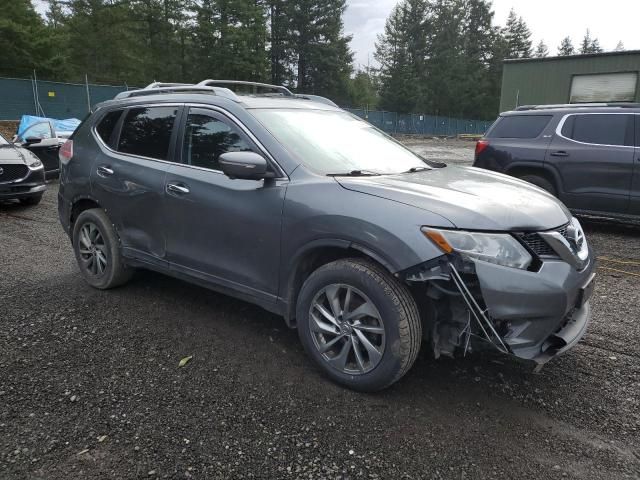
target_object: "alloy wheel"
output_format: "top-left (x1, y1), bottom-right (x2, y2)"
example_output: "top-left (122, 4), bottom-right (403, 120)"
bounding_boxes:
top-left (309, 284), bottom-right (386, 375)
top-left (78, 222), bottom-right (108, 276)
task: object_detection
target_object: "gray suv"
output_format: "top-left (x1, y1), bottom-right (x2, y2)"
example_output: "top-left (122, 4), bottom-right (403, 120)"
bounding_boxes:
top-left (474, 104), bottom-right (640, 222)
top-left (58, 81), bottom-right (596, 391)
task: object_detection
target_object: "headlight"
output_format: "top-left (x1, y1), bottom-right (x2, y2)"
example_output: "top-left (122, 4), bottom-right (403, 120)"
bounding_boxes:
top-left (27, 159), bottom-right (43, 170)
top-left (422, 228), bottom-right (533, 270)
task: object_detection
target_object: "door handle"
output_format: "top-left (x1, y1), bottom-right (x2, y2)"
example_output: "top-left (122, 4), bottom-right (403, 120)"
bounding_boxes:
top-left (550, 151), bottom-right (569, 157)
top-left (97, 165), bottom-right (114, 177)
top-left (166, 183), bottom-right (190, 195)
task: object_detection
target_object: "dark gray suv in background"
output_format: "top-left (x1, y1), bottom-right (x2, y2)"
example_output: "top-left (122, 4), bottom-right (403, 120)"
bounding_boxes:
top-left (58, 81), bottom-right (596, 391)
top-left (474, 104), bottom-right (640, 222)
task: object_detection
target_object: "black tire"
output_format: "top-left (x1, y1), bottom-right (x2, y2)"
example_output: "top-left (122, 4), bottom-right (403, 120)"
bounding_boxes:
top-left (519, 174), bottom-right (557, 196)
top-left (72, 208), bottom-right (133, 289)
top-left (296, 258), bottom-right (422, 392)
top-left (19, 194), bottom-right (43, 206)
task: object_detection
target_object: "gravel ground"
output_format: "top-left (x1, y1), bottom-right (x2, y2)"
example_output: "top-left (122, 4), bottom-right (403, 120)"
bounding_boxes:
top-left (403, 137), bottom-right (476, 166)
top-left (1, 145), bottom-right (639, 479)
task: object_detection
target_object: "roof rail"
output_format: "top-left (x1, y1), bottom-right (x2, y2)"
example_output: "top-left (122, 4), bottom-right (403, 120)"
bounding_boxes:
top-left (114, 84), bottom-right (240, 101)
top-left (294, 93), bottom-right (338, 107)
top-left (515, 103), bottom-right (640, 111)
top-left (198, 79), bottom-right (294, 97)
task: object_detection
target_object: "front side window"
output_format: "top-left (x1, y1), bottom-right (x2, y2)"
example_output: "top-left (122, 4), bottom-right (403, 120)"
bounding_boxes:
top-left (0, 133), bottom-right (8, 145)
top-left (96, 109), bottom-right (123, 146)
top-left (21, 122), bottom-right (53, 142)
top-left (250, 109), bottom-right (429, 175)
top-left (182, 110), bottom-right (253, 171)
top-left (117, 106), bottom-right (178, 160)
top-left (561, 114), bottom-right (633, 147)
top-left (488, 115), bottom-right (552, 139)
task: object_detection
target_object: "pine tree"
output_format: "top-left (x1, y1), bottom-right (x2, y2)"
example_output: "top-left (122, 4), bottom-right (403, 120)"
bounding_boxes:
top-left (0, 0), bottom-right (62, 78)
top-left (557, 36), bottom-right (575, 56)
top-left (191, 0), bottom-right (269, 82)
top-left (375, 0), bottom-right (429, 113)
top-left (580, 29), bottom-right (603, 54)
top-left (614, 41), bottom-right (625, 52)
top-left (348, 70), bottom-right (379, 109)
top-left (503, 9), bottom-right (532, 58)
top-left (534, 40), bottom-right (548, 58)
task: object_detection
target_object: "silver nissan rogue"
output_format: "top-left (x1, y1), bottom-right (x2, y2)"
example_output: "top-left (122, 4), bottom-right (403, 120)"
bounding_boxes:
top-left (58, 80), bottom-right (596, 391)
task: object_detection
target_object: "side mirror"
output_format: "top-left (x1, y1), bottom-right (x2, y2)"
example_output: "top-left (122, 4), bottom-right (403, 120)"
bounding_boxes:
top-left (24, 137), bottom-right (42, 145)
top-left (219, 152), bottom-right (269, 180)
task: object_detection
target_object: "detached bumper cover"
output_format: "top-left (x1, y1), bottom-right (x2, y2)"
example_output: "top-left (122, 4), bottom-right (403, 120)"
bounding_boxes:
top-left (474, 258), bottom-right (596, 364)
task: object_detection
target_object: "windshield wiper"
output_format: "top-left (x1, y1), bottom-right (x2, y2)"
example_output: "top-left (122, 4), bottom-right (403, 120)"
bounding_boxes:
top-left (403, 166), bottom-right (431, 173)
top-left (326, 170), bottom-right (382, 177)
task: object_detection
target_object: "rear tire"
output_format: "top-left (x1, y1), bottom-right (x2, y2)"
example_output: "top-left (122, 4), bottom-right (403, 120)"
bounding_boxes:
top-left (296, 258), bottom-right (422, 392)
top-left (19, 194), bottom-right (43, 206)
top-left (72, 208), bottom-right (133, 289)
top-left (519, 174), bottom-right (557, 196)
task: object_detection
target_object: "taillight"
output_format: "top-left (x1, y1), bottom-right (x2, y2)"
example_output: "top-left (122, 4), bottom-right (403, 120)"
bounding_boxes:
top-left (59, 140), bottom-right (73, 164)
top-left (475, 140), bottom-right (489, 157)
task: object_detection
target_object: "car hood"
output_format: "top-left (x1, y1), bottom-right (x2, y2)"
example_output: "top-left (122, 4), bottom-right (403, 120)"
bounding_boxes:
top-left (0, 145), bottom-right (31, 165)
top-left (336, 165), bottom-right (571, 231)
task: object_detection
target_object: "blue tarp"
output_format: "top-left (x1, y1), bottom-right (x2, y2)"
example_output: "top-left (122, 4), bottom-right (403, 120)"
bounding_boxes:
top-left (17, 115), bottom-right (81, 137)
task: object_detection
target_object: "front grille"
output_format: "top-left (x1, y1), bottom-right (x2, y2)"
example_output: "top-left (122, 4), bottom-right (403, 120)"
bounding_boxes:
top-left (0, 164), bottom-right (29, 183)
top-left (519, 224), bottom-right (569, 257)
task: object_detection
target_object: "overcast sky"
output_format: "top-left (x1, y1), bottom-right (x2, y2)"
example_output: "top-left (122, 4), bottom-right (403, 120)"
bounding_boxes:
top-left (345, 0), bottom-right (640, 69)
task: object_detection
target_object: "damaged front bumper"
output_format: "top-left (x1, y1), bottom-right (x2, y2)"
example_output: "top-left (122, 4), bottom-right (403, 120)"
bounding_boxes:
top-left (473, 259), bottom-right (596, 367)
top-left (406, 254), bottom-right (596, 369)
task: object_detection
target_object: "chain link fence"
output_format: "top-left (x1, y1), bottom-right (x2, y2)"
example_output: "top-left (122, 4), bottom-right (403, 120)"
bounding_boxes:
top-left (345, 108), bottom-right (493, 136)
top-left (0, 77), bottom-right (493, 136)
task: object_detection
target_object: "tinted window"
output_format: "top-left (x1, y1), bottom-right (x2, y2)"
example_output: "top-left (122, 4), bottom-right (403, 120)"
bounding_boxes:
top-left (489, 115), bottom-right (552, 139)
top-left (562, 114), bottom-right (633, 146)
top-left (96, 110), bottom-right (123, 145)
top-left (182, 111), bottom-right (253, 170)
top-left (118, 106), bottom-right (178, 160)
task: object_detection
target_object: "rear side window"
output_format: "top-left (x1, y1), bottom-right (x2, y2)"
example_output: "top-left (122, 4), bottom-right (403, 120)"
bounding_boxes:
top-left (96, 110), bottom-right (123, 146)
top-left (117, 106), bottom-right (178, 160)
top-left (488, 115), bottom-right (552, 139)
top-left (561, 114), bottom-right (633, 146)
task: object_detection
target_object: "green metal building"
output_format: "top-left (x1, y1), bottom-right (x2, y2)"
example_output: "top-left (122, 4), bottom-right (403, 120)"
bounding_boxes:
top-left (500, 50), bottom-right (640, 112)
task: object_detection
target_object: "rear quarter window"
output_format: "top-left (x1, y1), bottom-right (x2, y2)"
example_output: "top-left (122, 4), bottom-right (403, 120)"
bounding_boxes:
top-left (117, 106), bottom-right (178, 161)
top-left (95, 109), bottom-right (123, 146)
top-left (561, 114), bottom-right (634, 147)
top-left (488, 115), bottom-right (552, 139)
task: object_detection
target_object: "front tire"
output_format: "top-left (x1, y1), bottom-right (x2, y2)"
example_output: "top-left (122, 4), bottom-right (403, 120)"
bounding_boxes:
top-left (296, 258), bottom-right (422, 392)
top-left (72, 208), bottom-right (133, 289)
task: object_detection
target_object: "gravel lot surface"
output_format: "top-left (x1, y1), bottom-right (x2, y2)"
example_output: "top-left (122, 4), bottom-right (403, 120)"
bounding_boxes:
top-left (1, 141), bottom-right (639, 479)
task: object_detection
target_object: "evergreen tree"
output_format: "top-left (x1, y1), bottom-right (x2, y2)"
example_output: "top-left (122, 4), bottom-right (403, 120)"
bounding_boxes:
top-left (0, 0), bottom-right (62, 78)
top-left (503, 9), bottom-right (531, 58)
top-left (580, 29), bottom-right (603, 54)
top-left (374, 0), bottom-right (429, 113)
top-left (191, 0), bottom-right (268, 82)
top-left (62, 0), bottom-right (143, 84)
top-left (348, 70), bottom-right (379, 109)
top-left (534, 40), bottom-right (548, 58)
top-left (557, 36), bottom-right (575, 56)
top-left (278, 0), bottom-right (354, 102)
top-left (614, 41), bottom-right (625, 52)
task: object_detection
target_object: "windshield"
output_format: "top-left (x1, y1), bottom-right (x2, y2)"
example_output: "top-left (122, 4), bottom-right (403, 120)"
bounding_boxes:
top-left (251, 109), bottom-right (433, 175)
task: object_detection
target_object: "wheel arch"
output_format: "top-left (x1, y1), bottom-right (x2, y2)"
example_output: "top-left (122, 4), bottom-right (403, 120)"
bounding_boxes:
top-left (281, 239), bottom-right (399, 328)
top-left (505, 164), bottom-right (561, 194)
top-left (69, 196), bottom-right (103, 241)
